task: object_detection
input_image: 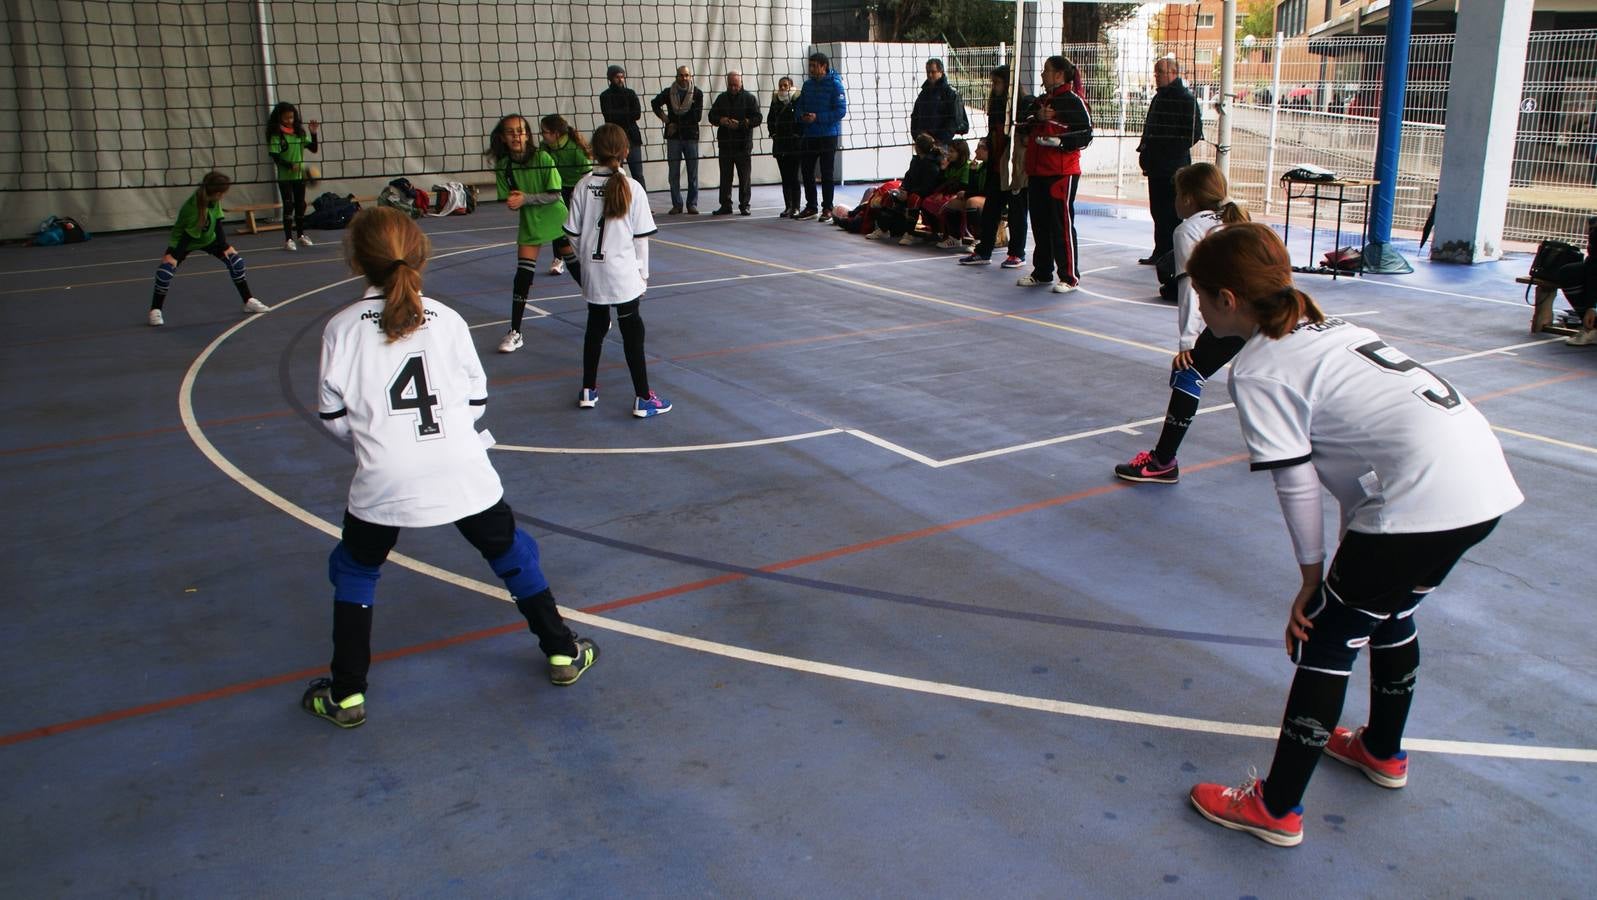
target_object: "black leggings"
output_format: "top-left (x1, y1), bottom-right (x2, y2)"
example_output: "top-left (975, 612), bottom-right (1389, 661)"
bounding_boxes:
top-left (331, 501), bottom-right (577, 698)
top-left (277, 180), bottom-right (308, 238)
top-left (1260, 518), bottom-right (1501, 816)
top-left (583, 298), bottom-right (650, 397)
top-left (1151, 327), bottom-right (1248, 463)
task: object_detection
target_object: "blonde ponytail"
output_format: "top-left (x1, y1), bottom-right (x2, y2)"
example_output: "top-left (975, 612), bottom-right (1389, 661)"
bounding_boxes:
top-left (344, 207), bottom-right (431, 342)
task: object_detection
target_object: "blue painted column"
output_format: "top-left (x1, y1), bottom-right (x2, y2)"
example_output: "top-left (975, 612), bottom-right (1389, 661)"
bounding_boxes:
top-left (1362, 0), bottom-right (1413, 273)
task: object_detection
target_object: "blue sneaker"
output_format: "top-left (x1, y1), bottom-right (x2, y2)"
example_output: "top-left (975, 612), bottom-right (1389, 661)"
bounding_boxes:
top-left (578, 388), bottom-right (598, 409)
top-left (633, 391), bottom-right (672, 418)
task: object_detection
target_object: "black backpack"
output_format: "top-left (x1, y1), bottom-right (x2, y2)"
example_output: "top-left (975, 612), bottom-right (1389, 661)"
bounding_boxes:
top-left (305, 193), bottom-right (361, 230)
top-left (1529, 239), bottom-right (1582, 282)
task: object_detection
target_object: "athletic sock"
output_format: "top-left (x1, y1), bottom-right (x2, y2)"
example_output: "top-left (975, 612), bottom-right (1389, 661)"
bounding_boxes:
top-left (329, 601), bottom-right (374, 701)
top-left (510, 258), bottom-right (536, 330)
top-left (1362, 636), bottom-right (1420, 759)
top-left (1262, 667), bottom-right (1349, 817)
top-left (1152, 388), bottom-right (1201, 464)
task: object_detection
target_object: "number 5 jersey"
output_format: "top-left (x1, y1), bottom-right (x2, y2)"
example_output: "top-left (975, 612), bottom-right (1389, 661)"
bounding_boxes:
top-left (318, 288), bottom-right (503, 527)
top-left (1227, 317), bottom-right (1523, 535)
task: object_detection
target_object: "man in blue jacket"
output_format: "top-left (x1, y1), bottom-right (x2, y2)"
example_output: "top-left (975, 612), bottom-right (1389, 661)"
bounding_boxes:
top-left (793, 52), bottom-right (848, 223)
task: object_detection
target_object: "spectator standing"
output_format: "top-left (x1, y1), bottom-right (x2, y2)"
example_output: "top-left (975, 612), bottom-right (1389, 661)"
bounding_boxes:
top-left (794, 52), bottom-right (848, 223)
top-left (599, 64), bottom-right (646, 186)
top-left (910, 57), bottom-right (961, 146)
top-left (1137, 58), bottom-right (1203, 265)
top-left (709, 70), bottom-right (763, 216)
top-left (651, 65), bottom-right (704, 214)
top-left (769, 76), bottom-right (803, 217)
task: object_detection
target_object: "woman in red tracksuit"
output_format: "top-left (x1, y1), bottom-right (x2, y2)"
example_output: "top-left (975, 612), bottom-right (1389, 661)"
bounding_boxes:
top-left (1019, 56), bottom-right (1093, 294)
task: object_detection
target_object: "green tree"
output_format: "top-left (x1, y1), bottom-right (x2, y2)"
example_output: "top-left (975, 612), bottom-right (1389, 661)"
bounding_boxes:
top-left (1239, 0), bottom-right (1275, 41)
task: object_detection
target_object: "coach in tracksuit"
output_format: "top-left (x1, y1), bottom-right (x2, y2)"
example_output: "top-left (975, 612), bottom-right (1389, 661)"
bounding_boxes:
top-left (1020, 55), bottom-right (1093, 293)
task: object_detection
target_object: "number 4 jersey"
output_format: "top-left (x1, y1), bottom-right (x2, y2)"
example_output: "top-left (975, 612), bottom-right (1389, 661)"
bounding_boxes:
top-left (1228, 317), bottom-right (1523, 535)
top-left (318, 289), bottom-right (503, 527)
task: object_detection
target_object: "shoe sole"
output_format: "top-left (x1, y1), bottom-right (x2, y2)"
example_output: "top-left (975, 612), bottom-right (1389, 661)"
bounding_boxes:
top-left (1114, 470), bottom-right (1178, 484)
top-left (958, 259), bottom-right (992, 266)
top-left (1190, 795), bottom-right (1302, 847)
top-left (1323, 746), bottom-right (1407, 788)
top-left (633, 406), bottom-right (672, 418)
top-left (578, 400), bottom-right (597, 409)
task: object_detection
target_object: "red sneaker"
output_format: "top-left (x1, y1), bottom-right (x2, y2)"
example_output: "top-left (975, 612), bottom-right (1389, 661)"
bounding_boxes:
top-left (1190, 773), bottom-right (1304, 847)
top-left (1324, 726), bottom-right (1408, 788)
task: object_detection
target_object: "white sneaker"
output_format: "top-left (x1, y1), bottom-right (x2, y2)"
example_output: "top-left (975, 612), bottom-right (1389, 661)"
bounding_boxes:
top-left (242, 298), bottom-right (270, 313)
top-left (1567, 327), bottom-right (1597, 347)
top-left (936, 237), bottom-right (963, 249)
top-left (498, 330), bottom-right (524, 353)
top-left (284, 238), bottom-right (298, 252)
top-left (147, 308), bottom-right (164, 326)
top-left (897, 234), bottom-right (916, 246)
top-left (1016, 274), bottom-right (1046, 286)
top-left (549, 259), bottom-right (565, 275)
top-left (864, 228), bottom-right (886, 241)
top-left (1051, 281), bottom-right (1078, 294)
top-left (297, 234), bottom-right (315, 247)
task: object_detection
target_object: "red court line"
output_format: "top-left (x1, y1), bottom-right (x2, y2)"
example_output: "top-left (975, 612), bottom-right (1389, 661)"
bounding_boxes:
top-left (0, 452), bottom-right (1248, 748)
top-left (1, 409), bottom-right (298, 458)
top-left (1469, 370), bottom-right (1591, 404)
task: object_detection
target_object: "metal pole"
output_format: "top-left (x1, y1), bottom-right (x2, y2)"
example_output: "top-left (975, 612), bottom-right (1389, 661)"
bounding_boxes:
top-left (255, 0), bottom-right (278, 109)
top-left (1217, 0), bottom-right (1236, 177)
top-left (1115, 30), bottom-right (1126, 198)
top-left (1264, 31), bottom-right (1283, 214)
top-left (1364, 0), bottom-right (1414, 272)
top-left (1007, 0), bottom-right (1026, 182)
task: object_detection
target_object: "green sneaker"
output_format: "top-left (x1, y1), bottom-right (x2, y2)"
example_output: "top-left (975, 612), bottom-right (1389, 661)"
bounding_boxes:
top-left (548, 638), bottom-right (599, 686)
top-left (301, 678), bottom-right (366, 728)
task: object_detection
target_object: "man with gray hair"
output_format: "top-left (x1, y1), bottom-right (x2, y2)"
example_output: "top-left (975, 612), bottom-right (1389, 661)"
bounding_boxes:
top-left (709, 70), bottom-right (763, 215)
top-left (1136, 57), bottom-right (1202, 265)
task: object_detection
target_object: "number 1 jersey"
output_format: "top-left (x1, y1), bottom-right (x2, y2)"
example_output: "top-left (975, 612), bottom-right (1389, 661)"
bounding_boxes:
top-left (318, 289), bottom-right (503, 527)
top-left (1227, 317), bottom-right (1523, 535)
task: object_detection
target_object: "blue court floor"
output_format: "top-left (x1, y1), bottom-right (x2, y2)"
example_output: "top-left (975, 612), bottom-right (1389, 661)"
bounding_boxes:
top-left (2, 185), bottom-right (1594, 896)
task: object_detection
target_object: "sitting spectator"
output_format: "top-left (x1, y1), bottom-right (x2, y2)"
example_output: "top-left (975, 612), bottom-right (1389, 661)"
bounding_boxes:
top-left (873, 134), bottom-right (945, 243)
top-left (1554, 216), bottom-right (1597, 346)
top-left (832, 179), bottom-right (902, 235)
top-left (937, 140), bottom-right (988, 248)
top-left (917, 139), bottom-right (972, 245)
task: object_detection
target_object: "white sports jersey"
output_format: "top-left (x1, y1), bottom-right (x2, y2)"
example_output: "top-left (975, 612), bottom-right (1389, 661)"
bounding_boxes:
top-left (1173, 210), bottom-right (1223, 350)
top-left (1227, 317), bottom-right (1522, 535)
top-left (562, 167), bottom-right (657, 305)
top-left (318, 289), bottom-right (503, 527)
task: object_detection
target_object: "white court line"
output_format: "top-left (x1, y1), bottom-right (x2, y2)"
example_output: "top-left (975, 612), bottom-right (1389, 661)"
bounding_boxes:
top-left (178, 272), bottom-right (1597, 763)
top-left (1425, 336), bottom-right (1566, 365)
top-left (466, 254), bottom-right (962, 329)
top-left (495, 429), bottom-right (842, 455)
top-left (1491, 425), bottom-right (1597, 456)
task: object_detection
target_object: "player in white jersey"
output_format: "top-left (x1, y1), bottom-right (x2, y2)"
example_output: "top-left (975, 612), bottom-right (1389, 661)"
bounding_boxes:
top-left (302, 207), bottom-right (598, 729)
top-left (1181, 223), bottom-right (1522, 847)
top-left (563, 123), bottom-right (671, 417)
top-left (1114, 163), bottom-right (1249, 483)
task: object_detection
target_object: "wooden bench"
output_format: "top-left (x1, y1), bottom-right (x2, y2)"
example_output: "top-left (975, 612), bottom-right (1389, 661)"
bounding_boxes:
top-left (1516, 275), bottom-right (1579, 336)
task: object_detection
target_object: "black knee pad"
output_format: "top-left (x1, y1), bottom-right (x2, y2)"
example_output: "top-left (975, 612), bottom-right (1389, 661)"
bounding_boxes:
top-left (1291, 583), bottom-right (1391, 676)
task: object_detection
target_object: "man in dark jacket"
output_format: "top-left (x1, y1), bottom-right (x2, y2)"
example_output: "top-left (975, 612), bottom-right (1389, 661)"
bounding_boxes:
top-left (709, 71), bottom-right (763, 215)
top-left (910, 58), bottom-right (960, 145)
top-left (599, 65), bottom-right (646, 187)
top-left (652, 66), bottom-right (704, 214)
top-left (1137, 58), bottom-right (1203, 264)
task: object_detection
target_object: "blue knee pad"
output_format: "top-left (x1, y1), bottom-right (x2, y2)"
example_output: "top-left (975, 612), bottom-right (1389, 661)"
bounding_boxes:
top-left (1169, 366), bottom-right (1206, 399)
top-left (226, 251), bottom-right (247, 283)
top-left (329, 543), bottom-right (381, 605)
top-left (489, 529), bottom-right (549, 599)
top-left (1290, 583), bottom-right (1389, 676)
top-left (154, 261), bottom-right (176, 295)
